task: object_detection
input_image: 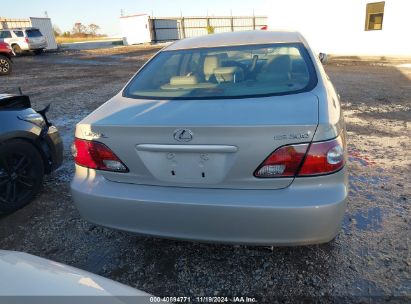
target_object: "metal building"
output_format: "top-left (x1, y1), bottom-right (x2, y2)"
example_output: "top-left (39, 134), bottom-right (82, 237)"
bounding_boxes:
top-left (0, 17), bottom-right (57, 50)
top-left (120, 15), bottom-right (267, 45)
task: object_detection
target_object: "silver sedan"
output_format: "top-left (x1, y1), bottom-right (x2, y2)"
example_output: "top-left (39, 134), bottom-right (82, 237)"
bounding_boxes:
top-left (70, 30), bottom-right (348, 245)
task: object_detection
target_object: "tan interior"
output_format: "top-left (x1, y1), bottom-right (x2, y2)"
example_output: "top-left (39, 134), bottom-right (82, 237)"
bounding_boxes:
top-left (160, 53), bottom-right (301, 91)
top-left (161, 74), bottom-right (217, 90)
top-left (170, 75), bottom-right (199, 85)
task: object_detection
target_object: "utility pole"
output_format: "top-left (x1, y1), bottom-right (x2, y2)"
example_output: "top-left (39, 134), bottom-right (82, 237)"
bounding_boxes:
top-left (230, 9), bottom-right (234, 32)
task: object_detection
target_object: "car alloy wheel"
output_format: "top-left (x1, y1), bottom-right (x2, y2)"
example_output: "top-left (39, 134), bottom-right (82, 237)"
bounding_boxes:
top-left (0, 56), bottom-right (11, 75)
top-left (0, 140), bottom-right (44, 213)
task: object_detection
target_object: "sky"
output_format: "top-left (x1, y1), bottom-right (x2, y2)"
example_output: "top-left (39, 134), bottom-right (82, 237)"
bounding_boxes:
top-left (1, 0), bottom-right (267, 36)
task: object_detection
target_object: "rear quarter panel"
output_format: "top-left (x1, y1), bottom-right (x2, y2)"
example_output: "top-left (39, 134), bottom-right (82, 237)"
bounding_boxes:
top-left (300, 34), bottom-right (345, 141)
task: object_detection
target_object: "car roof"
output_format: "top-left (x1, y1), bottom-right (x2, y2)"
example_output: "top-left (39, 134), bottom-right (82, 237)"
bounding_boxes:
top-left (164, 30), bottom-right (307, 51)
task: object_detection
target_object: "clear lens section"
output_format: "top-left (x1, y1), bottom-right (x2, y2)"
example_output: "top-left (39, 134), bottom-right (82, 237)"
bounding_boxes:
top-left (103, 160), bottom-right (127, 172)
top-left (257, 165), bottom-right (286, 177)
top-left (327, 145), bottom-right (344, 164)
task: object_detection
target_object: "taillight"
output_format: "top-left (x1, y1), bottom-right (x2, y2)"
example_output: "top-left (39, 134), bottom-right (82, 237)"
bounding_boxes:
top-left (254, 144), bottom-right (309, 177)
top-left (254, 134), bottom-right (345, 178)
top-left (25, 37), bottom-right (29, 43)
top-left (299, 135), bottom-right (345, 176)
top-left (72, 138), bottom-right (128, 172)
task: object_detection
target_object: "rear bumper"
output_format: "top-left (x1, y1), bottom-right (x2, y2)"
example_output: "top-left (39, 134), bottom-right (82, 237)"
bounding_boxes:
top-left (71, 166), bottom-right (348, 246)
top-left (28, 42), bottom-right (47, 50)
top-left (18, 42), bottom-right (46, 51)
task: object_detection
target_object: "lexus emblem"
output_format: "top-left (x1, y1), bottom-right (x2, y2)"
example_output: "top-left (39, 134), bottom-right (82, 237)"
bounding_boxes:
top-left (173, 128), bottom-right (193, 142)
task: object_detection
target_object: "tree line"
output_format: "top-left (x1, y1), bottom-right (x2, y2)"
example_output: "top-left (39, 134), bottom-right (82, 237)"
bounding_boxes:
top-left (53, 22), bottom-right (106, 38)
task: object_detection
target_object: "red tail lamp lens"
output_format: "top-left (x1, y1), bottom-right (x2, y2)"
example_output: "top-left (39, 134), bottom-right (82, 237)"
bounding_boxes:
top-left (72, 138), bottom-right (128, 172)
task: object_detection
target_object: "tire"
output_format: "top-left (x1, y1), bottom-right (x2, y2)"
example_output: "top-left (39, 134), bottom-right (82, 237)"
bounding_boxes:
top-left (0, 55), bottom-right (12, 75)
top-left (12, 44), bottom-right (22, 55)
top-left (0, 140), bottom-right (44, 214)
top-left (33, 49), bottom-right (43, 55)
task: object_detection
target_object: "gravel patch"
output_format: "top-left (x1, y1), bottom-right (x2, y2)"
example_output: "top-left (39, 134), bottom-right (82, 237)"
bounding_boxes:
top-left (0, 48), bottom-right (410, 302)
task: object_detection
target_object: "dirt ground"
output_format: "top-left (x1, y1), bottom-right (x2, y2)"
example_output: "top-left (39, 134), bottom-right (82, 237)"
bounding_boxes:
top-left (0, 45), bottom-right (410, 302)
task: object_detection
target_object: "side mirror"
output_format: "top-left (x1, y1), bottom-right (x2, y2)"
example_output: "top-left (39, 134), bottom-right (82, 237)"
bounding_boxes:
top-left (319, 53), bottom-right (328, 64)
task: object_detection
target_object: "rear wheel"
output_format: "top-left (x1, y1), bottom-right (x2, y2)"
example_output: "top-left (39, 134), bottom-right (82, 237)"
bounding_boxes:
top-left (12, 44), bottom-right (22, 55)
top-left (0, 140), bottom-right (44, 214)
top-left (0, 55), bottom-right (12, 75)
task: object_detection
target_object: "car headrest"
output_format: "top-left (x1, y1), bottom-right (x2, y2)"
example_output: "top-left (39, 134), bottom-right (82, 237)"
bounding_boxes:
top-left (204, 56), bottom-right (221, 80)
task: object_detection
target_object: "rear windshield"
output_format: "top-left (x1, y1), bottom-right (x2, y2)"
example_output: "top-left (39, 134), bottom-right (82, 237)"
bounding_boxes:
top-left (26, 29), bottom-right (43, 38)
top-left (124, 43), bottom-right (317, 100)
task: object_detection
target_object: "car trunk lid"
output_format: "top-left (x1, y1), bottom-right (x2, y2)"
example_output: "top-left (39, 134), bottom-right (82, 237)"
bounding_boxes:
top-left (76, 92), bottom-right (318, 190)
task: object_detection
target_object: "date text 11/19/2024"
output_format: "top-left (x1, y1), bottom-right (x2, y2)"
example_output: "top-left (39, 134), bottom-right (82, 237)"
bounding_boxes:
top-left (149, 296), bottom-right (257, 302)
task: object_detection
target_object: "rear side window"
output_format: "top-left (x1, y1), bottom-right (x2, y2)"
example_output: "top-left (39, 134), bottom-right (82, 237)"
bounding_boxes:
top-left (0, 31), bottom-right (12, 39)
top-left (26, 29), bottom-right (43, 38)
top-left (14, 31), bottom-right (24, 37)
top-left (124, 43), bottom-right (317, 100)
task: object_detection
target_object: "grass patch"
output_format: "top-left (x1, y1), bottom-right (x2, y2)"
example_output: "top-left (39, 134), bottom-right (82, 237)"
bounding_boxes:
top-left (56, 36), bottom-right (115, 44)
